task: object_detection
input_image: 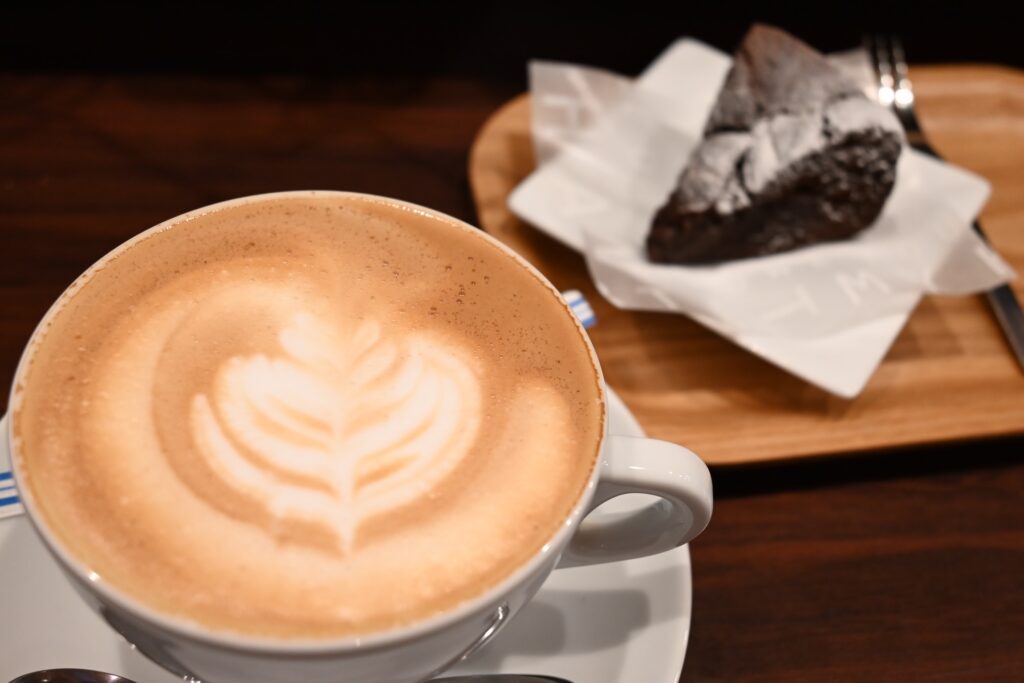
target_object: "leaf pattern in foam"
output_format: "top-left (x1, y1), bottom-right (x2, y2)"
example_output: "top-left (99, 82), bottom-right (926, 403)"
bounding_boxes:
top-left (189, 312), bottom-right (481, 553)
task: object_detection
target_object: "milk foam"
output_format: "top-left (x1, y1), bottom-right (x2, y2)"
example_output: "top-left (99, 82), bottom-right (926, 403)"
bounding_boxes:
top-left (191, 312), bottom-right (480, 553)
top-left (13, 194), bottom-right (603, 639)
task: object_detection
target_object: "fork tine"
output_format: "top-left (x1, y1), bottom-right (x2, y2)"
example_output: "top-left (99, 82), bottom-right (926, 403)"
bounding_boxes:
top-left (888, 35), bottom-right (916, 113)
top-left (870, 34), bottom-right (896, 108)
top-left (865, 34), bottom-right (880, 81)
top-left (890, 36), bottom-right (909, 82)
top-left (881, 36), bottom-right (894, 79)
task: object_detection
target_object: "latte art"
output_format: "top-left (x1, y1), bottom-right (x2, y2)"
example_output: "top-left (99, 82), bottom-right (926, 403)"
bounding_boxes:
top-left (190, 313), bottom-right (481, 553)
top-left (13, 193), bottom-right (603, 639)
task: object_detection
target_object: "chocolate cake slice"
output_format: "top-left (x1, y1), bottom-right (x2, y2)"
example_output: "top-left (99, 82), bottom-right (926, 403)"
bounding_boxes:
top-left (647, 24), bottom-right (903, 264)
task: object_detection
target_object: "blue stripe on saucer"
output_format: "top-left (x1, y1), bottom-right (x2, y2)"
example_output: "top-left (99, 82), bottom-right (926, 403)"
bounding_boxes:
top-left (562, 289), bottom-right (597, 329)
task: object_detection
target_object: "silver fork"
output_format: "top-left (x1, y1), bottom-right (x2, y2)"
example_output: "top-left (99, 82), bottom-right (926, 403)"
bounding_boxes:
top-left (868, 35), bottom-right (1024, 371)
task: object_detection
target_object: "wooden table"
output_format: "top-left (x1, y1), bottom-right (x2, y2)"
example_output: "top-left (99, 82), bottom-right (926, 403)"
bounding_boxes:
top-left (2, 68), bottom-right (1023, 681)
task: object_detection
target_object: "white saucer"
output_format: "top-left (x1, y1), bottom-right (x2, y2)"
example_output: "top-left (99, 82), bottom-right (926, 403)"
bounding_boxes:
top-left (0, 388), bottom-right (692, 682)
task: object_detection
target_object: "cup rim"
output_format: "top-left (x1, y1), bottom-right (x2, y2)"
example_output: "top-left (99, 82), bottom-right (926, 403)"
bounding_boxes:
top-left (8, 190), bottom-right (608, 654)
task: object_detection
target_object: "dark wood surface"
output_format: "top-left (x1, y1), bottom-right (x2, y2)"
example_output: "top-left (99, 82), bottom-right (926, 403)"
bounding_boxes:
top-left (2, 72), bottom-right (1023, 682)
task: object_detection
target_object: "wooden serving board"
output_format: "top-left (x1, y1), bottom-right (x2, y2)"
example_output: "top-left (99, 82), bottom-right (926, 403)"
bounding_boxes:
top-left (468, 66), bottom-right (1024, 465)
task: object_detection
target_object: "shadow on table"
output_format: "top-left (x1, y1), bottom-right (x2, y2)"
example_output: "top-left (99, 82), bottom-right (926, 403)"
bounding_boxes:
top-left (711, 433), bottom-right (1024, 498)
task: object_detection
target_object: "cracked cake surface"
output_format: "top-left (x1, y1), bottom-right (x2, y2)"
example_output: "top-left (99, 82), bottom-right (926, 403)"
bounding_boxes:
top-left (647, 24), bottom-right (903, 264)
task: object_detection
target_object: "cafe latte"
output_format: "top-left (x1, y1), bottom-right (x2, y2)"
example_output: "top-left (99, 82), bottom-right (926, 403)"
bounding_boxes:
top-left (12, 193), bottom-right (603, 639)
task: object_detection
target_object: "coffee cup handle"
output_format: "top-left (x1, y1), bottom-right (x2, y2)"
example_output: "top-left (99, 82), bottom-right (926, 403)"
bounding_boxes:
top-left (557, 435), bottom-right (712, 569)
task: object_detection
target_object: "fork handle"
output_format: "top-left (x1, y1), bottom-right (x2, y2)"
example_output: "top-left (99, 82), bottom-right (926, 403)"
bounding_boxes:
top-left (985, 284), bottom-right (1024, 370)
top-left (965, 216), bottom-right (1024, 370)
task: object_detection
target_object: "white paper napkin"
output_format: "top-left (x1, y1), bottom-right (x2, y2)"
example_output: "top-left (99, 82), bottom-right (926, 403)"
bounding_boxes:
top-left (509, 39), bottom-right (1015, 398)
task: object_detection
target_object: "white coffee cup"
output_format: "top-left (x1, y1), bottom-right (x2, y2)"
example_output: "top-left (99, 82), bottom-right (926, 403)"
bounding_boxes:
top-left (7, 192), bottom-right (712, 683)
